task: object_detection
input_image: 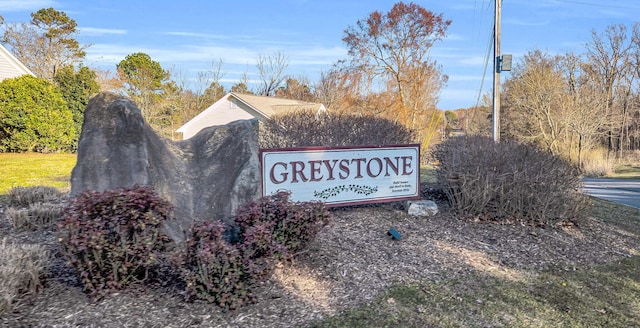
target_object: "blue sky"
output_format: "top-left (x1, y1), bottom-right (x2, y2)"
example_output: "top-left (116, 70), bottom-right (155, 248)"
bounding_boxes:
top-left (1, 0), bottom-right (638, 110)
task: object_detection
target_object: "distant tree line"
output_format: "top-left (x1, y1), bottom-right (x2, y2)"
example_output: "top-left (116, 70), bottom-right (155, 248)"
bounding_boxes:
top-left (0, 3), bottom-right (451, 151)
top-left (2, 4), bottom-right (639, 170)
top-left (464, 23), bottom-right (640, 169)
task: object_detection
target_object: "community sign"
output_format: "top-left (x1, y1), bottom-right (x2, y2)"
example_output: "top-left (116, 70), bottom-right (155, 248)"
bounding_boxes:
top-left (260, 144), bottom-right (420, 206)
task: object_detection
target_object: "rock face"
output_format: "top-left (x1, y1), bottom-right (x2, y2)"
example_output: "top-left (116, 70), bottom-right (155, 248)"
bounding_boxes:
top-left (70, 92), bottom-right (261, 242)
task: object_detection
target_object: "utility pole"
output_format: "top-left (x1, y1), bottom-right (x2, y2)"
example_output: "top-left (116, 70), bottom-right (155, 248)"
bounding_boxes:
top-left (492, 0), bottom-right (501, 142)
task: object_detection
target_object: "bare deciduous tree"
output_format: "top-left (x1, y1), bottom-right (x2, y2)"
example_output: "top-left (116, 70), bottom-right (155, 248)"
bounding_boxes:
top-left (502, 50), bottom-right (567, 153)
top-left (1, 8), bottom-right (88, 81)
top-left (256, 51), bottom-right (289, 96)
top-left (585, 23), bottom-right (633, 156)
top-left (561, 53), bottom-right (608, 166)
top-left (314, 69), bottom-right (343, 111)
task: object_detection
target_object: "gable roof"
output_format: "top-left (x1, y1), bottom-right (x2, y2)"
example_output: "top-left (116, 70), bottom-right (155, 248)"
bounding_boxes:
top-left (0, 43), bottom-right (34, 81)
top-left (229, 92), bottom-right (325, 118)
top-left (176, 92), bottom-right (326, 139)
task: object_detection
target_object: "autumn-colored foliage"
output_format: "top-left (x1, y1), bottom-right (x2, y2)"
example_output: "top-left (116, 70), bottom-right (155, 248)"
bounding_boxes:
top-left (339, 2), bottom-right (451, 150)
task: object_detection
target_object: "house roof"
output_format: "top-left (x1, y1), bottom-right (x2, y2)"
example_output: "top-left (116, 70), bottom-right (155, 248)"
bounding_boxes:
top-left (0, 43), bottom-right (34, 81)
top-left (229, 92), bottom-right (326, 118)
top-left (176, 92), bottom-right (326, 138)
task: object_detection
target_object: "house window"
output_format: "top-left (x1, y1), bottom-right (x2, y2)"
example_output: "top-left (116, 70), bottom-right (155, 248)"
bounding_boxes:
top-left (230, 99), bottom-right (237, 109)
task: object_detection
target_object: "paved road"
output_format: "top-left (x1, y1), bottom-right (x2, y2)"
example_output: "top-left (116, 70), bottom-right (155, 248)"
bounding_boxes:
top-left (582, 178), bottom-right (640, 209)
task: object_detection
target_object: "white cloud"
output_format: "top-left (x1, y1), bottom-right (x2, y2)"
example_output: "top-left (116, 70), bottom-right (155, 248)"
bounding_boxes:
top-left (83, 42), bottom-right (343, 73)
top-left (83, 43), bottom-right (145, 67)
top-left (288, 46), bottom-right (346, 65)
top-left (438, 88), bottom-right (488, 109)
top-left (439, 88), bottom-right (484, 109)
top-left (446, 33), bottom-right (466, 41)
top-left (165, 32), bottom-right (233, 40)
top-left (504, 18), bottom-right (550, 27)
top-left (458, 56), bottom-right (488, 66)
top-left (597, 9), bottom-right (631, 18)
top-left (447, 75), bottom-right (484, 82)
top-left (0, 0), bottom-right (56, 11)
top-left (79, 27), bottom-right (127, 36)
top-left (448, 3), bottom-right (475, 11)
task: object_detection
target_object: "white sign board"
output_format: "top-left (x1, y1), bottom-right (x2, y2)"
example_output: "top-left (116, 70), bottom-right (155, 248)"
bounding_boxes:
top-left (260, 144), bottom-right (420, 206)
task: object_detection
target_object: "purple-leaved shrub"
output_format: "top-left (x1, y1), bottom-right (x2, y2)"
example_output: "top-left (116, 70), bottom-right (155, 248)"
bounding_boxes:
top-left (174, 191), bottom-right (331, 309)
top-left (57, 185), bottom-right (173, 298)
top-left (173, 220), bottom-right (252, 310)
top-left (234, 191), bottom-right (331, 255)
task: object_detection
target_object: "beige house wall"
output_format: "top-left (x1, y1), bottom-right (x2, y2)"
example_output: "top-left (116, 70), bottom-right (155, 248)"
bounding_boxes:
top-left (177, 92), bottom-right (326, 140)
top-left (0, 44), bottom-right (34, 81)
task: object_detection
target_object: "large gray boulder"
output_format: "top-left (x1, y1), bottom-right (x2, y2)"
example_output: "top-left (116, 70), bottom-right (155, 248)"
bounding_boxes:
top-left (70, 92), bottom-right (261, 242)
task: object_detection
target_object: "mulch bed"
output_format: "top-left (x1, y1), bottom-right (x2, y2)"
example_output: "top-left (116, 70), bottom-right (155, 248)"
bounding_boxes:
top-left (1, 187), bottom-right (638, 327)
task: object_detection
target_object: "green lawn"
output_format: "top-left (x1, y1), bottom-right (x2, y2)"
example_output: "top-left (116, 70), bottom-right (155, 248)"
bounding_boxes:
top-left (611, 163), bottom-right (640, 179)
top-left (420, 165), bottom-right (437, 183)
top-left (0, 156), bottom-right (438, 194)
top-left (0, 153), bottom-right (76, 194)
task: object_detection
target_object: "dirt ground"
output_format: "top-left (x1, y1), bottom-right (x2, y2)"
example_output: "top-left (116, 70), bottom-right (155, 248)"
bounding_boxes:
top-left (1, 186), bottom-right (639, 328)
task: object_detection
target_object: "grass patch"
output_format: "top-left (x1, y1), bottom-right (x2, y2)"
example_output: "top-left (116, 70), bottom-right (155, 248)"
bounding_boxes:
top-left (0, 153), bottom-right (76, 195)
top-left (311, 257), bottom-right (640, 328)
top-left (610, 163), bottom-right (640, 179)
top-left (588, 196), bottom-right (640, 236)
top-left (420, 165), bottom-right (437, 184)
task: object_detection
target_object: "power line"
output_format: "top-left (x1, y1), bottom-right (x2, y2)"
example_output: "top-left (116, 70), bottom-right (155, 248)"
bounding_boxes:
top-left (466, 0), bottom-right (494, 132)
top-left (471, 0), bottom-right (492, 46)
top-left (474, 27), bottom-right (493, 110)
top-left (473, 0), bottom-right (494, 109)
top-left (554, 0), bottom-right (639, 9)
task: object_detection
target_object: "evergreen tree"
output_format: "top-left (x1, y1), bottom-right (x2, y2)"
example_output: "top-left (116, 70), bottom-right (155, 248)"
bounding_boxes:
top-left (54, 64), bottom-right (100, 135)
top-left (116, 52), bottom-right (169, 120)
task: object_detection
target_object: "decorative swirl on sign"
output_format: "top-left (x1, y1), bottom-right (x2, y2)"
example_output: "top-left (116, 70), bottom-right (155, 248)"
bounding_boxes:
top-left (313, 184), bottom-right (378, 200)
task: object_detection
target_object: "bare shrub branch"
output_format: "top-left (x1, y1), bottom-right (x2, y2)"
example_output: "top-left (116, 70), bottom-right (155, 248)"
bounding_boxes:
top-left (259, 110), bottom-right (415, 149)
top-left (434, 136), bottom-right (589, 225)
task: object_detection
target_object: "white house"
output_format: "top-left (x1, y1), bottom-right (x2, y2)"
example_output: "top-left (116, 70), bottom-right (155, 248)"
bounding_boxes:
top-left (177, 92), bottom-right (327, 139)
top-left (0, 43), bottom-right (34, 81)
